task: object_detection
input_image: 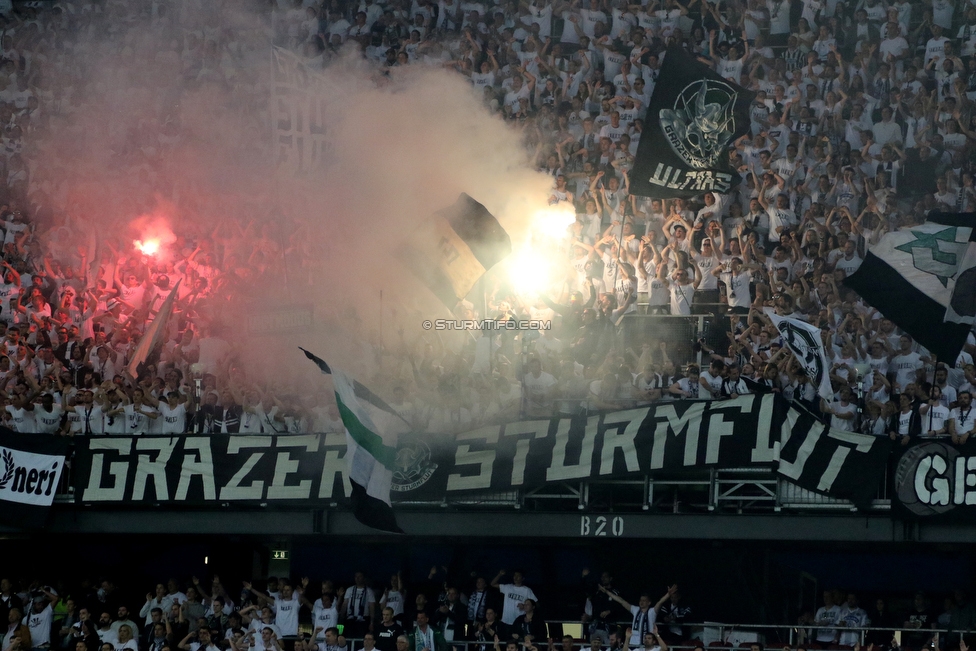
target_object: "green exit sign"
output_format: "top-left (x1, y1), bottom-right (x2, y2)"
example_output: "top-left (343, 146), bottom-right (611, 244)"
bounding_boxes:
top-left (272, 550), bottom-right (289, 560)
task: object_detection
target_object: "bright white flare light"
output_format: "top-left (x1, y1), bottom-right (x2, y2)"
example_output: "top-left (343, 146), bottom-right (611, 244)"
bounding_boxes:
top-left (135, 239), bottom-right (161, 256)
top-left (531, 203), bottom-right (576, 238)
top-left (506, 202), bottom-right (576, 297)
top-left (508, 246), bottom-right (552, 296)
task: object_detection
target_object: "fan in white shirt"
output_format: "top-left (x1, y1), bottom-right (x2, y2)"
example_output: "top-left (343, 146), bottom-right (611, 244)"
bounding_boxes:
top-left (491, 570), bottom-right (539, 625)
top-left (920, 386), bottom-right (951, 437)
top-left (600, 585), bottom-right (674, 646)
top-left (950, 390), bottom-right (976, 444)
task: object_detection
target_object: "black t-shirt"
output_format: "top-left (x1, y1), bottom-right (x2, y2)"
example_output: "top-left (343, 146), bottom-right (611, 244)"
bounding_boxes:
top-left (511, 614), bottom-right (547, 642)
top-left (904, 608), bottom-right (940, 645)
top-left (375, 623), bottom-right (404, 651)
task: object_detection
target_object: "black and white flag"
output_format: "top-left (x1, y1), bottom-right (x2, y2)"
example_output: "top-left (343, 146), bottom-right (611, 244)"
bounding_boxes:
top-left (767, 312), bottom-right (834, 400)
top-left (630, 46), bottom-right (755, 198)
top-left (399, 193), bottom-right (512, 308)
top-left (845, 212), bottom-right (976, 363)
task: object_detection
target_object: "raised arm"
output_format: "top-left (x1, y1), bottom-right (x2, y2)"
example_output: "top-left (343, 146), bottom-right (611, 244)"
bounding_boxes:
top-left (598, 584), bottom-right (632, 611)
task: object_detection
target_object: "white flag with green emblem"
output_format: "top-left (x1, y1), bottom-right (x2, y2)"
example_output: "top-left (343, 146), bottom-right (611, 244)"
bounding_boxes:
top-left (845, 213), bottom-right (976, 364)
top-left (870, 222), bottom-right (975, 317)
top-left (301, 348), bottom-right (406, 533)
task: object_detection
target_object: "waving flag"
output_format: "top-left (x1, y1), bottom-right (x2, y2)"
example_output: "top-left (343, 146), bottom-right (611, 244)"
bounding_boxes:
top-left (766, 312), bottom-right (834, 400)
top-left (126, 279), bottom-right (181, 381)
top-left (399, 193), bottom-right (512, 308)
top-left (630, 46), bottom-right (755, 199)
top-left (845, 213), bottom-right (976, 363)
top-left (301, 348), bottom-right (405, 533)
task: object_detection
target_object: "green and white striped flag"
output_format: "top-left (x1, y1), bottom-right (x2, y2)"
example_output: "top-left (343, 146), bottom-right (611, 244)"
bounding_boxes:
top-left (301, 349), bottom-right (405, 533)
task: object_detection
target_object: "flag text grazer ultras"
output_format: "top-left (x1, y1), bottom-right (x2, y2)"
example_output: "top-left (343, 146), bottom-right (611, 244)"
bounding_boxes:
top-left (630, 46), bottom-right (755, 199)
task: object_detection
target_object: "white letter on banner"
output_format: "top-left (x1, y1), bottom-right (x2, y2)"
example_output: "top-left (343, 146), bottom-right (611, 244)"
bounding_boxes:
top-left (954, 457), bottom-right (976, 505)
top-left (705, 412), bottom-right (737, 464)
top-left (220, 437), bottom-right (273, 500)
top-left (814, 430), bottom-right (878, 492)
top-left (448, 426), bottom-right (500, 491)
top-left (319, 436), bottom-right (352, 499)
top-left (826, 429), bottom-right (877, 452)
top-left (915, 456), bottom-right (933, 504)
top-left (175, 438), bottom-right (217, 500)
top-left (132, 437), bottom-right (179, 501)
top-left (504, 422), bottom-right (549, 486)
top-left (816, 448), bottom-right (850, 491)
top-left (750, 395), bottom-right (779, 463)
top-left (915, 454), bottom-right (950, 506)
top-left (600, 409), bottom-right (648, 475)
top-left (934, 457), bottom-right (950, 505)
top-left (267, 435), bottom-right (318, 499)
top-left (777, 420), bottom-right (824, 480)
top-left (547, 418), bottom-right (598, 481)
top-left (650, 403), bottom-right (706, 470)
top-left (82, 439), bottom-right (133, 501)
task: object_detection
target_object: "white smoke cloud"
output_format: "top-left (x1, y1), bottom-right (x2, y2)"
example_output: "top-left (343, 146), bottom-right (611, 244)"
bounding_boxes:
top-left (29, 3), bottom-right (557, 402)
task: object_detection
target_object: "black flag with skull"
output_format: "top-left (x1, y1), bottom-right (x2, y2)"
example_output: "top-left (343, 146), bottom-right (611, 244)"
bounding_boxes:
top-left (630, 46), bottom-right (756, 199)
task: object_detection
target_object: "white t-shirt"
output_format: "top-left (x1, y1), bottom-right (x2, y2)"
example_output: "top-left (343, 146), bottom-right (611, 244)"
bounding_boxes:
top-left (721, 271), bottom-right (752, 308)
top-left (248, 621), bottom-right (282, 640)
top-left (34, 404), bottom-right (63, 433)
top-left (159, 402), bottom-right (188, 434)
top-left (98, 628), bottom-right (119, 646)
top-left (75, 404), bottom-right (105, 435)
top-left (381, 590), bottom-right (405, 617)
top-left (829, 401), bottom-right (857, 431)
top-left (24, 605), bottom-right (53, 647)
top-left (5, 405), bottom-right (35, 433)
top-left (815, 605), bottom-right (842, 642)
top-left (923, 404), bottom-right (951, 436)
top-left (523, 372), bottom-right (558, 413)
top-left (700, 371), bottom-right (723, 399)
top-left (499, 584), bottom-right (538, 625)
top-left (275, 595), bottom-right (300, 637)
top-left (629, 606), bottom-right (657, 646)
top-left (951, 406), bottom-right (976, 434)
top-left (344, 586), bottom-right (375, 621)
top-left (669, 282), bottom-right (695, 316)
top-left (124, 403), bottom-right (157, 435)
top-left (188, 643), bottom-right (221, 651)
top-left (312, 601), bottom-right (339, 640)
top-left (891, 352), bottom-right (923, 390)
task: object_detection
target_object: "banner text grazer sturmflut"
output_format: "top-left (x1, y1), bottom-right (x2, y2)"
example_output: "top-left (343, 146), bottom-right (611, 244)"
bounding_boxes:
top-left (71, 395), bottom-right (888, 511)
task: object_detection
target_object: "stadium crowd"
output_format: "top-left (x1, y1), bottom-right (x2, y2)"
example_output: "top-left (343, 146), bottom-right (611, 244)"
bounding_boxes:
top-left (0, 0), bottom-right (966, 439)
top-left (280, 0), bottom-right (976, 439)
top-left (0, 571), bottom-right (969, 651)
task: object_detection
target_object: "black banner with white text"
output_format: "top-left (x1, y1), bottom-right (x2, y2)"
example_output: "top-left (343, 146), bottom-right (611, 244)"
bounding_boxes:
top-left (892, 440), bottom-right (976, 518)
top-left (71, 395), bottom-right (889, 509)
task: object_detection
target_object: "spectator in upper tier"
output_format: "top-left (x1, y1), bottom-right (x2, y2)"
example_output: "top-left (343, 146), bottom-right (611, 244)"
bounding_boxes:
top-left (491, 571), bottom-right (538, 627)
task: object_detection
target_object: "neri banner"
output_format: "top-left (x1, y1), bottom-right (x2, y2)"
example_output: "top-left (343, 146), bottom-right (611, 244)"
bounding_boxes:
top-left (0, 429), bottom-right (70, 528)
top-left (72, 395), bottom-right (889, 509)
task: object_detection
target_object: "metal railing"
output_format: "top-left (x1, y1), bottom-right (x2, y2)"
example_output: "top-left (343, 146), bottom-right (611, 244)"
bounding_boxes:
top-left (52, 462), bottom-right (885, 514)
top-left (328, 624), bottom-right (971, 651)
